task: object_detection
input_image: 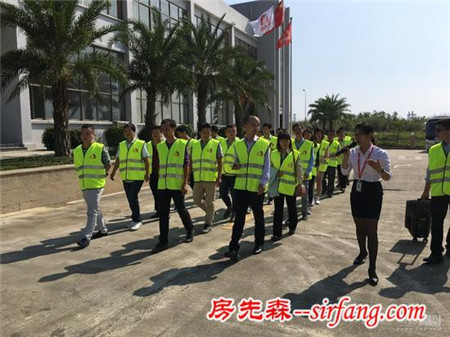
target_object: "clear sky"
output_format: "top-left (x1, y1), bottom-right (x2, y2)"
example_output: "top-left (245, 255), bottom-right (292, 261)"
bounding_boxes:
top-left (225, 0), bottom-right (450, 119)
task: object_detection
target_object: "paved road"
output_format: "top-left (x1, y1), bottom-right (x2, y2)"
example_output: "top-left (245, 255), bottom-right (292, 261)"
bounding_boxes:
top-left (1, 149), bottom-right (449, 336)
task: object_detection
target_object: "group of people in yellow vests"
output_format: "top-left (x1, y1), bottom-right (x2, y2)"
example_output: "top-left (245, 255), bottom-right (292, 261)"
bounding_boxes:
top-left (73, 115), bottom-right (353, 257)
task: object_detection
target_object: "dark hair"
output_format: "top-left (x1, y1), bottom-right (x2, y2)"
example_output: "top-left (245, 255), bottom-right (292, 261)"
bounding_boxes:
top-left (123, 123), bottom-right (136, 132)
top-left (211, 124), bottom-right (219, 132)
top-left (276, 132), bottom-right (292, 152)
top-left (151, 125), bottom-right (161, 131)
top-left (313, 128), bottom-right (324, 140)
top-left (436, 119), bottom-right (450, 129)
top-left (303, 129), bottom-right (312, 135)
top-left (81, 124), bottom-right (95, 132)
top-left (292, 123), bottom-right (303, 131)
top-left (226, 124), bottom-right (237, 129)
top-left (175, 125), bottom-right (188, 134)
top-left (263, 123), bottom-right (272, 129)
top-left (161, 119), bottom-right (177, 129)
top-left (337, 127), bottom-right (346, 133)
top-left (355, 123), bottom-right (374, 135)
top-left (199, 122), bottom-right (211, 131)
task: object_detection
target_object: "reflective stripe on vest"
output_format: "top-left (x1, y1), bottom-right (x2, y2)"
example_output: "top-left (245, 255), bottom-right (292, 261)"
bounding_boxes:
top-left (157, 139), bottom-right (187, 190)
top-left (73, 143), bottom-right (106, 190)
top-left (271, 149), bottom-right (299, 196)
top-left (231, 137), bottom-right (270, 192)
top-left (429, 142), bottom-right (450, 197)
top-left (191, 139), bottom-right (219, 182)
top-left (146, 141), bottom-right (154, 175)
top-left (292, 138), bottom-right (313, 180)
top-left (119, 140), bottom-right (146, 181)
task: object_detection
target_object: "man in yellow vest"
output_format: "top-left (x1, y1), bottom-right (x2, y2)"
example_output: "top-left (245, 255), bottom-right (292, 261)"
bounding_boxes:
top-left (323, 129), bottom-right (341, 198)
top-left (74, 124), bottom-right (111, 248)
top-left (292, 123), bottom-right (315, 220)
top-left (220, 124), bottom-right (239, 221)
top-left (190, 123), bottom-right (223, 234)
top-left (175, 124), bottom-right (194, 190)
top-left (152, 119), bottom-right (195, 254)
top-left (147, 125), bottom-right (163, 219)
top-left (224, 115), bottom-right (271, 261)
top-left (421, 119), bottom-right (450, 264)
top-left (211, 124), bottom-right (225, 142)
top-left (110, 123), bottom-right (150, 231)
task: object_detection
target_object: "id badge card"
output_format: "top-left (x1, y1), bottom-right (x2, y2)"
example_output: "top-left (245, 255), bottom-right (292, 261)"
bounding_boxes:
top-left (356, 180), bottom-right (362, 192)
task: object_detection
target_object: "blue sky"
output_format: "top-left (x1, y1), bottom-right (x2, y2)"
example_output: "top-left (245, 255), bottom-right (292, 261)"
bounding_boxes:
top-left (225, 0), bottom-right (450, 119)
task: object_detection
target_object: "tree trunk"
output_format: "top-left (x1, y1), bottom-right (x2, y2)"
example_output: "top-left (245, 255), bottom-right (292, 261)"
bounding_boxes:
top-left (233, 101), bottom-right (244, 138)
top-left (196, 82), bottom-right (208, 132)
top-left (141, 87), bottom-right (157, 142)
top-left (52, 81), bottom-right (70, 157)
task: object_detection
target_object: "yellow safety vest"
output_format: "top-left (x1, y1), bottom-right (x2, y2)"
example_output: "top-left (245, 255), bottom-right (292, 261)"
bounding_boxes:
top-left (119, 139), bottom-right (146, 181)
top-left (157, 139), bottom-right (188, 190)
top-left (191, 139), bottom-right (220, 182)
top-left (312, 143), bottom-right (320, 176)
top-left (230, 137), bottom-right (270, 192)
top-left (292, 138), bottom-right (314, 180)
top-left (264, 135), bottom-right (278, 151)
top-left (146, 141), bottom-right (157, 175)
top-left (221, 137), bottom-right (239, 175)
top-left (74, 142), bottom-right (106, 190)
top-left (338, 137), bottom-right (353, 165)
top-left (271, 149), bottom-right (300, 196)
top-left (318, 140), bottom-right (329, 172)
top-left (428, 142), bottom-right (450, 197)
top-left (327, 139), bottom-right (341, 168)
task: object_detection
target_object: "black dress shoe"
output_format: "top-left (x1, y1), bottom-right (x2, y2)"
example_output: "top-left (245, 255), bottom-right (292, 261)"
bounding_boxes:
top-left (224, 250), bottom-right (239, 262)
top-left (353, 252), bottom-right (368, 265)
top-left (202, 224), bottom-right (212, 234)
top-left (151, 243), bottom-right (168, 254)
top-left (271, 235), bottom-right (282, 242)
top-left (252, 244), bottom-right (263, 255)
top-left (368, 269), bottom-right (379, 286)
top-left (91, 231), bottom-right (108, 240)
top-left (423, 255), bottom-right (444, 264)
top-left (288, 229), bottom-right (296, 235)
top-left (185, 229), bottom-right (194, 243)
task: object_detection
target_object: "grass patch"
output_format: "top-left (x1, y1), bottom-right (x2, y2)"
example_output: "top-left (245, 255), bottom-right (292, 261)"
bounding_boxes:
top-left (0, 155), bottom-right (73, 171)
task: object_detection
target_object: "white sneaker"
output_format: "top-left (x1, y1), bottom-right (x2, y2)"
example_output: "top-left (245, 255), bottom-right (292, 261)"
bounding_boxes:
top-left (314, 196), bottom-right (321, 205)
top-left (127, 221), bottom-right (135, 229)
top-left (130, 221), bottom-right (142, 231)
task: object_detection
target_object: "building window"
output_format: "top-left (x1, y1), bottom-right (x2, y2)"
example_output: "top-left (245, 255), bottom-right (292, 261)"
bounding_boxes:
top-left (205, 100), bottom-right (225, 125)
top-left (133, 0), bottom-right (186, 27)
top-left (79, 0), bottom-right (124, 19)
top-left (30, 47), bottom-right (125, 122)
top-left (235, 37), bottom-right (257, 60)
top-left (137, 89), bottom-right (188, 124)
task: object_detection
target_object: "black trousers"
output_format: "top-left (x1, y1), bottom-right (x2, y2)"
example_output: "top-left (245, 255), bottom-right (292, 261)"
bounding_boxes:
top-left (273, 193), bottom-right (298, 237)
top-left (430, 195), bottom-right (450, 256)
top-left (308, 176), bottom-right (315, 205)
top-left (229, 190), bottom-right (265, 251)
top-left (337, 165), bottom-right (349, 189)
top-left (123, 181), bottom-right (144, 222)
top-left (220, 175), bottom-right (236, 212)
top-left (325, 166), bottom-right (336, 196)
top-left (149, 173), bottom-right (159, 213)
top-left (158, 189), bottom-right (194, 245)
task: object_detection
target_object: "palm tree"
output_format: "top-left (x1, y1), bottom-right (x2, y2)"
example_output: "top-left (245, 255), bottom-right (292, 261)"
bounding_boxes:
top-left (0, 0), bottom-right (127, 157)
top-left (113, 10), bottom-right (188, 141)
top-left (308, 94), bottom-right (351, 131)
top-left (217, 49), bottom-right (274, 137)
top-left (182, 15), bottom-right (232, 131)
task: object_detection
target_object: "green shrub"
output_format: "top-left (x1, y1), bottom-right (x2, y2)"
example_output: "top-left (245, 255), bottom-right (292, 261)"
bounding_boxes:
top-left (41, 127), bottom-right (82, 151)
top-left (104, 125), bottom-right (125, 153)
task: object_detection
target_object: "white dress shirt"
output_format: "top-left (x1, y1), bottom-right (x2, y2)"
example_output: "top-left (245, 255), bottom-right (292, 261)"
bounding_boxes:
top-left (341, 145), bottom-right (392, 182)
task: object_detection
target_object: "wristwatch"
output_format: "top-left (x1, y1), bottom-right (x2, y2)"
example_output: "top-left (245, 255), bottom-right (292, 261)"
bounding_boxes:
top-left (379, 168), bottom-right (385, 174)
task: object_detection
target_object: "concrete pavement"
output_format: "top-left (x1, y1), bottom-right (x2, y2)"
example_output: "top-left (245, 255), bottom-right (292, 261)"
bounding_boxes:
top-left (1, 149), bottom-right (449, 336)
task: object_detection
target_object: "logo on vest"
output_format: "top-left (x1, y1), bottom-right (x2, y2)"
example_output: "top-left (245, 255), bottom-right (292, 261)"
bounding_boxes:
top-left (302, 150), bottom-right (307, 155)
top-left (174, 151), bottom-right (180, 157)
top-left (90, 154), bottom-right (97, 159)
top-left (133, 148), bottom-right (139, 153)
top-left (288, 162), bottom-right (293, 168)
top-left (208, 148), bottom-right (213, 153)
top-left (257, 151), bottom-right (264, 156)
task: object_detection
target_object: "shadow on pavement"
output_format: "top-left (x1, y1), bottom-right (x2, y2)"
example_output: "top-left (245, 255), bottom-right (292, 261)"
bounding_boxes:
top-left (282, 265), bottom-right (368, 309)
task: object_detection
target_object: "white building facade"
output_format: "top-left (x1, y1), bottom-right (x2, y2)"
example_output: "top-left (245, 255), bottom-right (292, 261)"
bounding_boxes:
top-left (0, 0), bottom-right (292, 149)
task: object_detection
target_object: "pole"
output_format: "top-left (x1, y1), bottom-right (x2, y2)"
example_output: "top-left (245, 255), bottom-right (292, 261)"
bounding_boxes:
top-left (303, 89), bottom-right (307, 121)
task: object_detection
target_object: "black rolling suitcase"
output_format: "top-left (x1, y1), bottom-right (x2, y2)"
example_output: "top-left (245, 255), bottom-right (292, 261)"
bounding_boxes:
top-left (404, 199), bottom-right (431, 242)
